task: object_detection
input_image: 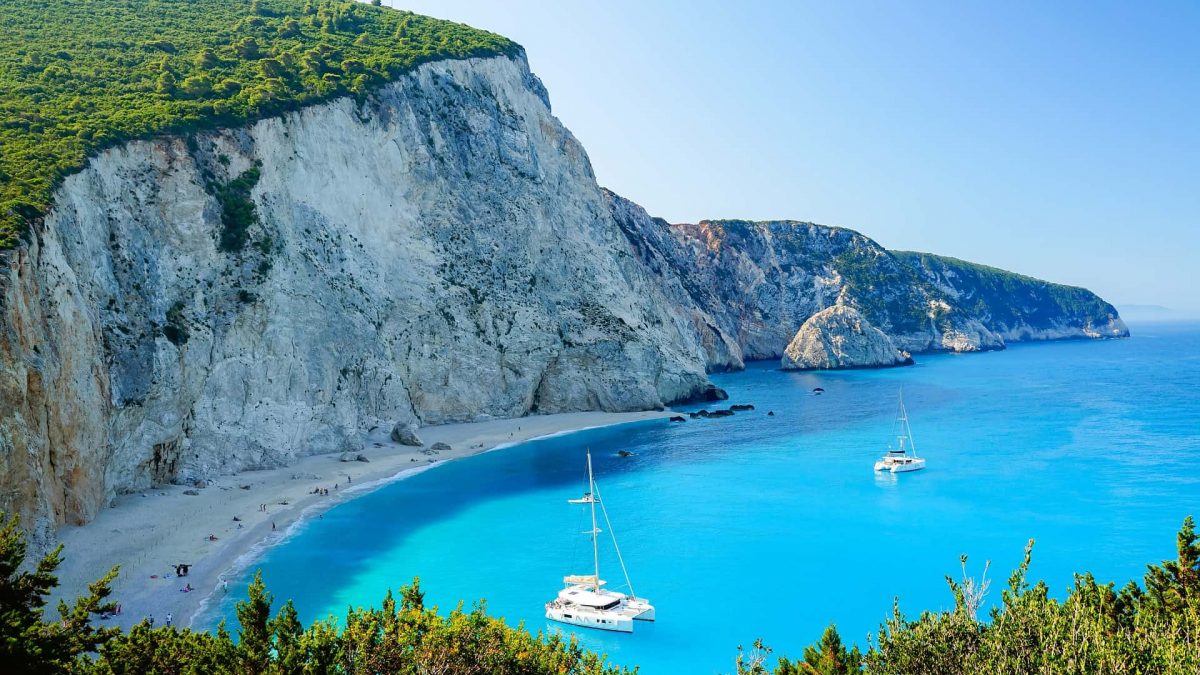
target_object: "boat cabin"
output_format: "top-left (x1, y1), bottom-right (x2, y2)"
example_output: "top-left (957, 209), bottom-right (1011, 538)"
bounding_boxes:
top-left (559, 588), bottom-right (624, 611)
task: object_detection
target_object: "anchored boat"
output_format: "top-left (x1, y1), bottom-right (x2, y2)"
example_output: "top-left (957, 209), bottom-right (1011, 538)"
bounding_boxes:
top-left (874, 390), bottom-right (927, 473)
top-left (545, 450), bottom-right (655, 633)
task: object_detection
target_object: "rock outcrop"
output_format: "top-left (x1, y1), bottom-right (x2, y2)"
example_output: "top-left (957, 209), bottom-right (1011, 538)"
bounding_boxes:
top-left (390, 423), bottom-right (423, 447)
top-left (781, 305), bottom-right (912, 370)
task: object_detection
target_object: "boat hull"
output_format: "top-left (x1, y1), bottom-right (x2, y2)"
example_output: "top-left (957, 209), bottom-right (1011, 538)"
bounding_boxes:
top-left (545, 604), bottom-right (633, 632)
top-left (626, 596), bottom-right (655, 621)
top-left (874, 458), bottom-right (926, 473)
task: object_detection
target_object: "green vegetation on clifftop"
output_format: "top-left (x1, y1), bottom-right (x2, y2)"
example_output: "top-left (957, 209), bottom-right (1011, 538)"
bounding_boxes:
top-left (894, 251), bottom-right (1123, 331)
top-left (0, 0), bottom-right (520, 249)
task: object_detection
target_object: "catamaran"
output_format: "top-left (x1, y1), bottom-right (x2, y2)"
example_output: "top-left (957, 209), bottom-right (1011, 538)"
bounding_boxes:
top-left (545, 450), bottom-right (655, 633)
top-left (874, 390), bottom-right (926, 473)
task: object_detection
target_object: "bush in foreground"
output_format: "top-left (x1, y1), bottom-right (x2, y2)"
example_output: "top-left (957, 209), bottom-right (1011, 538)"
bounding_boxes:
top-left (4, 511), bottom-right (1198, 673)
top-left (738, 516), bottom-right (1200, 674)
top-left (0, 512), bottom-right (627, 674)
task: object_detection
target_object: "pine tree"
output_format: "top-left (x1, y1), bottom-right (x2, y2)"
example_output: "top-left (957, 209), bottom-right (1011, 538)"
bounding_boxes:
top-left (1143, 515), bottom-right (1200, 618)
top-left (787, 624), bottom-right (861, 674)
top-left (0, 512), bottom-right (118, 673)
top-left (236, 571), bottom-right (273, 675)
top-left (269, 600), bottom-right (304, 674)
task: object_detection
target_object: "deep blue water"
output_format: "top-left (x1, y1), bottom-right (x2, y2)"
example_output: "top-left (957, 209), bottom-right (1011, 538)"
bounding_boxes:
top-left (202, 322), bottom-right (1200, 673)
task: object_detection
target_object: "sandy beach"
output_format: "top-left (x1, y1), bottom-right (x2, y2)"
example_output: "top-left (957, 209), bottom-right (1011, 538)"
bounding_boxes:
top-left (48, 410), bottom-right (672, 631)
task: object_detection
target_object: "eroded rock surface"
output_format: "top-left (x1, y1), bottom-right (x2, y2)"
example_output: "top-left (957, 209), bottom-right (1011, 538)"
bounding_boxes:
top-left (0, 55), bottom-right (712, 537)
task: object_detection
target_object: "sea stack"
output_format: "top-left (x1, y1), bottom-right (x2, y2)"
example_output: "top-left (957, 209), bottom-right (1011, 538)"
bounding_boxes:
top-left (781, 305), bottom-right (914, 370)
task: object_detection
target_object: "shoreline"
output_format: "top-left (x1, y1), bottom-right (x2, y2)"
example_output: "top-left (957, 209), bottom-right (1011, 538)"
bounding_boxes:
top-left (49, 410), bottom-right (672, 631)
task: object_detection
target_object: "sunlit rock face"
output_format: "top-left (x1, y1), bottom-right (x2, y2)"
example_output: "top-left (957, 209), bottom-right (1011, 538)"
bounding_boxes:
top-left (0, 55), bottom-right (715, 537)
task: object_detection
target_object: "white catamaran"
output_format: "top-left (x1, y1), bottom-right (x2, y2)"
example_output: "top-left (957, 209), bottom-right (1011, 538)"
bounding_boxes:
top-left (874, 390), bottom-right (927, 473)
top-left (545, 450), bottom-right (655, 633)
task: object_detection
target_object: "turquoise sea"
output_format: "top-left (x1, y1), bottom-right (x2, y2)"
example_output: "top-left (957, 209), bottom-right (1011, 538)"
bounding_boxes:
top-left (202, 321), bottom-right (1200, 673)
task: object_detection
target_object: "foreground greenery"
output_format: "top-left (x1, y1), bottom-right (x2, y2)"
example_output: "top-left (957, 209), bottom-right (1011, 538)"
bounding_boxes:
top-left (0, 0), bottom-right (520, 249)
top-left (4, 512), bottom-right (1196, 673)
top-left (740, 516), bottom-right (1200, 674)
top-left (0, 513), bottom-right (627, 674)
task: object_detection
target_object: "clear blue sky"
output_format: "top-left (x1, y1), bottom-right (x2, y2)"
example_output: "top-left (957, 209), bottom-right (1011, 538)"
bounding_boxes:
top-left (387, 1), bottom-right (1198, 313)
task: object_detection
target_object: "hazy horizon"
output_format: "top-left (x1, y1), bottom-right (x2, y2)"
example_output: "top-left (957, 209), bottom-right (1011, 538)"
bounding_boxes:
top-left (386, 0), bottom-right (1198, 313)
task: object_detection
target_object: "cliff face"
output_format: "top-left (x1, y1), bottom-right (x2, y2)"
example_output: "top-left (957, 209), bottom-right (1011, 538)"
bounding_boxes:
top-left (606, 195), bottom-right (1127, 367)
top-left (606, 197), bottom-right (1011, 365)
top-left (0, 55), bottom-right (718, 538)
top-left (0, 53), bottom-right (1127, 536)
top-left (894, 252), bottom-right (1129, 341)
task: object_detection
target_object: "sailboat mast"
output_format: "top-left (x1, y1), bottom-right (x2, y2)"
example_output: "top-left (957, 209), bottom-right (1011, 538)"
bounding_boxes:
top-left (587, 451), bottom-right (600, 592)
top-left (899, 391), bottom-right (919, 458)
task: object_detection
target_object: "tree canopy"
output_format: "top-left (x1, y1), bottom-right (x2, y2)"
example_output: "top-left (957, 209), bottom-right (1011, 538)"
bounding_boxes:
top-left (0, 0), bottom-right (521, 249)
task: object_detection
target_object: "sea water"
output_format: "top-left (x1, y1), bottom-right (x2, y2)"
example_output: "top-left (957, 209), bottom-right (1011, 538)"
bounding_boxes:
top-left (201, 322), bottom-right (1200, 673)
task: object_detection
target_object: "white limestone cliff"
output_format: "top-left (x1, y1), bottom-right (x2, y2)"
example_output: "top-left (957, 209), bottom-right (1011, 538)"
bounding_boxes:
top-left (0, 52), bottom-right (1127, 538)
top-left (604, 199), bottom-right (1007, 361)
top-left (0, 54), bottom-right (719, 538)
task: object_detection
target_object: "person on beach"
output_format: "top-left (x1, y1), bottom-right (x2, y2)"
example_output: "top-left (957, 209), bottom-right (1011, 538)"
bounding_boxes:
top-left (165, 612), bottom-right (172, 627)
top-left (148, 615), bottom-right (154, 628)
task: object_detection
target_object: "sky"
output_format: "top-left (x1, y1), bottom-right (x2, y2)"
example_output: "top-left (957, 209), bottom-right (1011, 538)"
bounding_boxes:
top-left (386, 1), bottom-right (1198, 314)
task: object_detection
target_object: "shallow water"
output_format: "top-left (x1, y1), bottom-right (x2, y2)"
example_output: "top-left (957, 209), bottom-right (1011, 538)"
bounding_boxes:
top-left (201, 321), bottom-right (1200, 673)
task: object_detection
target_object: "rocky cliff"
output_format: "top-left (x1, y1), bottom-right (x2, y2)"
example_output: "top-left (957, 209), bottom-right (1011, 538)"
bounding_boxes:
top-left (0, 52), bottom-right (1126, 537)
top-left (606, 195), bottom-right (1126, 365)
top-left (0, 54), bottom-right (720, 540)
top-left (894, 251), bottom-right (1129, 342)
